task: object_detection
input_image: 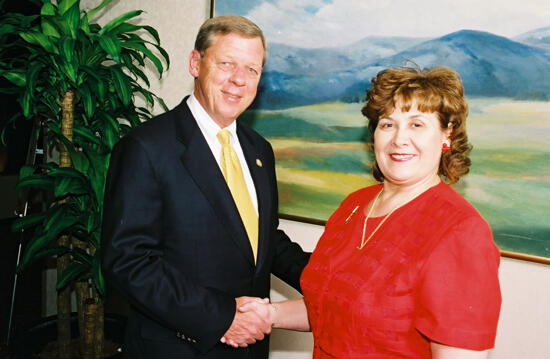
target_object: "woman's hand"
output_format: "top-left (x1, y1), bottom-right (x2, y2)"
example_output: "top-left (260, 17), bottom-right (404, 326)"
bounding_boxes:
top-left (238, 297), bottom-right (276, 326)
top-left (239, 298), bottom-right (311, 331)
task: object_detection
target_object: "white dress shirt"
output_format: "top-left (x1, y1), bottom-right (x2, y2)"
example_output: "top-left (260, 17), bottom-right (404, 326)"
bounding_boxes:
top-left (186, 95), bottom-right (259, 215)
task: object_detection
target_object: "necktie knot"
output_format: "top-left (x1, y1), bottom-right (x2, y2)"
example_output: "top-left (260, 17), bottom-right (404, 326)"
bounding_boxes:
top-left (217, 129), bottom-right (231, 146)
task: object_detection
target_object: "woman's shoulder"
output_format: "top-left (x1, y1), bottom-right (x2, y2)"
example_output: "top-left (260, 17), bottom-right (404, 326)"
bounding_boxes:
top-left (430, 182), bottom-right (486, 221)
top-left (324, 184), bottom-right (382, 227)
top-left (426, 182), bottom-right (498, 254)
top-left (344, 183), bottom-right (383, 204)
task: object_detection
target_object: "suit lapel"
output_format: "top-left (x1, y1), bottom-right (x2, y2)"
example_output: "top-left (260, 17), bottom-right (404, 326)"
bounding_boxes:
top-left (175, 101), bottom-right (255, 265)
top-left (237, 124), bottom-right (272, 269)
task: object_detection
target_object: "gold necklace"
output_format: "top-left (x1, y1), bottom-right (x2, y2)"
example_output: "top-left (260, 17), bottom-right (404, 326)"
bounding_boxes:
top-left (356, 190), bottom-right (399, 251)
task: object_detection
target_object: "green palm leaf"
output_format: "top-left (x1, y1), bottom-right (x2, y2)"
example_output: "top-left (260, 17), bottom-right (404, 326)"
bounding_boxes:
top-left (57, 0), bottom-right (79, 16)
top-left (123, 41), bottom-right (165, 76)
top-left (99, 33), bottom-right (121, 63)
top-left (57, 262), bottom-right (89, 290)
top-left (99, 10), bottom-right (142, 36)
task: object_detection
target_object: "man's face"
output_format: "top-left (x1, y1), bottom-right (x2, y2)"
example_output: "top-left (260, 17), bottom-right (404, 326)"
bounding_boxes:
top-left (189, 33), bottom-right (264, 128)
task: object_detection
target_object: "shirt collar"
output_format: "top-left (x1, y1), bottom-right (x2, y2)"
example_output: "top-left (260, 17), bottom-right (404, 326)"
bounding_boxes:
top-left (187, 94), bottom-right (237, 143)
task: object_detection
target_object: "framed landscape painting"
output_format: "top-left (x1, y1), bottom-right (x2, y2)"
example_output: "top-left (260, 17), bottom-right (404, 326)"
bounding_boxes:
top-left (212, 0), bottom-right (550, 263)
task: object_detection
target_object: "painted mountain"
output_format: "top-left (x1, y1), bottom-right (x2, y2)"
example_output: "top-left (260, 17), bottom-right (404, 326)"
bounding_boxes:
top-left (254, 29), bottom-right (550, 109)
top-left (514, 26), bottom-right (550, 53)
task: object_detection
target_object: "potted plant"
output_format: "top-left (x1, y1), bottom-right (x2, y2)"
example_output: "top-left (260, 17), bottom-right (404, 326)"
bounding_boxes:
top-left (0, 0), bottom-right (169, 357)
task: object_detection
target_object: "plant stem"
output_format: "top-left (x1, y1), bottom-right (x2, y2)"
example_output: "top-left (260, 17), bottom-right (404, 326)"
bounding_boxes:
top-left (57, 89), bottom-right (75, 359)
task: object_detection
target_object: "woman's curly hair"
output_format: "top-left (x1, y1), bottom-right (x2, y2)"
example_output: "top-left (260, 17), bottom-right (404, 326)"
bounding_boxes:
top-left (361, 65), bottom-right (472, 184)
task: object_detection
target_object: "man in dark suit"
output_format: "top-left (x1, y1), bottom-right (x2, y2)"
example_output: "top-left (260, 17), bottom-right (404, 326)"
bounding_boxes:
top-left (101, 15), bottom-right (310, 359)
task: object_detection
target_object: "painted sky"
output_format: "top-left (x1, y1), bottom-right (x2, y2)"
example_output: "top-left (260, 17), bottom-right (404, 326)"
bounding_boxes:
top-left (216, 0), bottom-right (550, 48)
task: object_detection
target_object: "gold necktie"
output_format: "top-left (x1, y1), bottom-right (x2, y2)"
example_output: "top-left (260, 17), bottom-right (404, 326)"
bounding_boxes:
top-left (217, 129), bottom-right (258, 262)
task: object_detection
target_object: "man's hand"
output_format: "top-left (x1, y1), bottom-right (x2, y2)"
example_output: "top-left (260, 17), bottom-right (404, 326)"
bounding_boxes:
top-left (220, 296), bottom-right (271, 348)
top-left (238, 298), bottom-right (276, 326)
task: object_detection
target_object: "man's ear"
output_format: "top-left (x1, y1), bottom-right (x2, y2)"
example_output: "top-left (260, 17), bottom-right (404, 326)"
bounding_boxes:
top-left (189, 49), bottom-right (201, 78)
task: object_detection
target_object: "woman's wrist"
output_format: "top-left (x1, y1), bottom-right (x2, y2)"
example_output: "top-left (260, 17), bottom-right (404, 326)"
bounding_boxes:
top-left (270, 302), bottom-right (279, 327)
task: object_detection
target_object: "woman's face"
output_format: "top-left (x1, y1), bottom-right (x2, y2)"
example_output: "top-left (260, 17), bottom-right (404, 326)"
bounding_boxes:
top-left (374, 100), bottom-right (450, 187)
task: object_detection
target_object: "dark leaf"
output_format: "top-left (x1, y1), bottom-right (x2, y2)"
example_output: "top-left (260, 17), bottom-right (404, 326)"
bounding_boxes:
top-left (57, 262), bottom-right (88, 290)
top-left (92, 252), bottom-right (105, 298)
top-left (2, 70), bottom-right (26, 87)
top-left (57, 0), bottom-right (79, 16)
top-left (19, 165), bottom-right (36, 179)
top-left (141, 25), bottom-right (161, 45)
top-left (84, 0), bottom-right (113, 24)
top-left (72, 247), bottom-right (93, 266)
top-left (41, 17), bottom-right (60, 38)
top-left (18, 228), bottom-right (57, 271)
top-left (99, 10), bottom-right (143, 36)
top-left (12, 211), bottom-right (48, 232)
top-left (74, 126), bottom-right (102, 146)
top-left (123, 41), bottom-right (164, 76)
top-left (79, 83), bottom-right (94, 118)
top-left (63, 3), bottom-right (80, 39)
top-left (20, 31), bottom-right (57, 54)
top-left (80, 66), bottom-right (106, 100)
top-left (54, 176), bottom-right (89, 197)
top-left (110, 67), bottom-right (131, 106)
top-left (16, 174), bottom-right (55, 190)
top-left (99, 33), bottom-right (121, 63)
top-left (61, 36), bottom-right (75, 64)
top-left (40, 2), bottom-right (56, 16)
top-left (44, 204), bottom-right (75, 232)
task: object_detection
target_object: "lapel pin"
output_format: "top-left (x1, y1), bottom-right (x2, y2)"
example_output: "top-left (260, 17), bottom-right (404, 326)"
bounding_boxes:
top-left (256, 159), bottom-right (262, 167)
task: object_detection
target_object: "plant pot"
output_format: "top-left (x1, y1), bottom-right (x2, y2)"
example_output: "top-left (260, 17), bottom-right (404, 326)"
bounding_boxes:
top-left (10, 313), bottom-right (126, 358)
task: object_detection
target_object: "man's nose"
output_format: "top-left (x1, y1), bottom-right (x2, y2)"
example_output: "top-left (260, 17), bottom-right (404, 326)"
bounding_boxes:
top-left (230, 66), bottom-right (246, 86)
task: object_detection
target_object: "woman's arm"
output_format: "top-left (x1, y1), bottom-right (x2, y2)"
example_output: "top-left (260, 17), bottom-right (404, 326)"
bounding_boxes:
top-left (239, 298), bottom-right (310, 331)
top-left (431, 342), bottom-right (488, 359)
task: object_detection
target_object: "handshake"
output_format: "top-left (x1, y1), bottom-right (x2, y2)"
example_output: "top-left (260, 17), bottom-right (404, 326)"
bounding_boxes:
top-left (220, 296), bottom-right (278, 348)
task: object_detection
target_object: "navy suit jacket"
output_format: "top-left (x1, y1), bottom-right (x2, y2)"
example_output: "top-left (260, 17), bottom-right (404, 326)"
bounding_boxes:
top-left (101, 98), bottom-right (310, 359)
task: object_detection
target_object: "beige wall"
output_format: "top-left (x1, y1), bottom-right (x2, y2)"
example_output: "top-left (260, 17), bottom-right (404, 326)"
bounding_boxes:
top-left (84, 1), bottom-right (550, 358)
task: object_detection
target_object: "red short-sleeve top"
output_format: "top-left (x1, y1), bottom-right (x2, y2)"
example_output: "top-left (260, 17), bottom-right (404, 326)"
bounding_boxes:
top-left (300, 182), bottom-right (502, 358)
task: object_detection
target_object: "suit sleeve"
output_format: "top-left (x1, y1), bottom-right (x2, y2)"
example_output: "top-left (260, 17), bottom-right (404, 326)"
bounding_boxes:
top-left (263, 142), bottom-right (311, 292)
top-left (101, 136), bottom-right (235, 354)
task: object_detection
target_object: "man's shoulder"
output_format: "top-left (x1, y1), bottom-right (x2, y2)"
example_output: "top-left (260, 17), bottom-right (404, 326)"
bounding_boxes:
top-left (237, 120), bottom-right (270, 147)
top-left (126, 100), bottom-right (190, 142)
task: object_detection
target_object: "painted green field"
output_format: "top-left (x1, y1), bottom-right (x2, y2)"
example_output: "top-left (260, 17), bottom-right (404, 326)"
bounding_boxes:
top-left (245, 99), bottom-right (550, 258)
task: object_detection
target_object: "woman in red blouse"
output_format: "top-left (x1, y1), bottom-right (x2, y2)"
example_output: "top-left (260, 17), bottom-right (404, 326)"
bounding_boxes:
top-left (240, 65), bottom-right (502, 358)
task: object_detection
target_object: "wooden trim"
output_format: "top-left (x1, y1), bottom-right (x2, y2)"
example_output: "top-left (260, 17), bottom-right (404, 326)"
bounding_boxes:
top-left (500, 250), bottom-right (550, 265)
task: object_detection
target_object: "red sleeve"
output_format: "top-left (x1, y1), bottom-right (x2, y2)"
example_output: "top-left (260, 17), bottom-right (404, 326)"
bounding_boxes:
top-left (415, 215), bottom-right (502, 350)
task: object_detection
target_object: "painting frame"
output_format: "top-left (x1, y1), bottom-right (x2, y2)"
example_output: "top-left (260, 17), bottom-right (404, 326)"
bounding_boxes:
top-left (210, 0), bottom-right (550, 264)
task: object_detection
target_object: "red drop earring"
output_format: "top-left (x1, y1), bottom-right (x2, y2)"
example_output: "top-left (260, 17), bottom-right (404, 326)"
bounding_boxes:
top-left (442, 143), bottom-right (451, 152)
